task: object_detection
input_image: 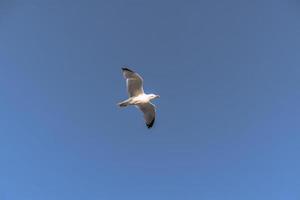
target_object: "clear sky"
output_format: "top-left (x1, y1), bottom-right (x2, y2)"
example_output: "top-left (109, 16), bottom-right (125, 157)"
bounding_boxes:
top-left (0, 0), bottom-right (300, 199)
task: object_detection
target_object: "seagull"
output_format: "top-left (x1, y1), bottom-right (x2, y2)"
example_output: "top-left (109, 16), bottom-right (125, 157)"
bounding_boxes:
top-left (118, 67), bottom-right (160, 129)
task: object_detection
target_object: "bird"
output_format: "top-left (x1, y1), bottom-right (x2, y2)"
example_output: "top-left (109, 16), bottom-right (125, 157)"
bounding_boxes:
top-left (118, 67), bottom-right (160, 129)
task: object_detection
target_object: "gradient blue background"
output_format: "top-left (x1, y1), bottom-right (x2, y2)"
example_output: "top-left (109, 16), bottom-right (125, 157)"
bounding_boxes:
top-left (1, 0), bottom-right (300, 199)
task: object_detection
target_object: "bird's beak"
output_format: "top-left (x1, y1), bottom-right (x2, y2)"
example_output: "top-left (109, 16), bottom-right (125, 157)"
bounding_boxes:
top-left (156, 95), bottom-right (160, 98)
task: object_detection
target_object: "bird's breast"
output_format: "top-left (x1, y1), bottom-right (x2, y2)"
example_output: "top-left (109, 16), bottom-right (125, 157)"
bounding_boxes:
top-left (131, 94), bottom-right (149, 104)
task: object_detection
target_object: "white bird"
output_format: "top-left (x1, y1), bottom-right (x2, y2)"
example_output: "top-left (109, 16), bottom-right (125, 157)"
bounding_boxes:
top-left (118, 67), bottom-right (160, 128)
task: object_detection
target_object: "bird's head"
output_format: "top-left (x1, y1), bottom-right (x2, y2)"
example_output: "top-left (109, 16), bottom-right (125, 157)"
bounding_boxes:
top-left (149, 93), bottom-right (160, 100)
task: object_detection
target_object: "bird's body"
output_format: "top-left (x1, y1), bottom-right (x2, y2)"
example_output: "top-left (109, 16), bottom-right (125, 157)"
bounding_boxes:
top-left (118, 67), bottom-right (159, 128)
top-left (133, 93), bottom-right (153, 104)
top-left (120, 94), bottom-right (154, 106)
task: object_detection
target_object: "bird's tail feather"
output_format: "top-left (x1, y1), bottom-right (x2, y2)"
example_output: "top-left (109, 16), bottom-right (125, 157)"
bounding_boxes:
top-left (118, 100), bottom-right (130, 107)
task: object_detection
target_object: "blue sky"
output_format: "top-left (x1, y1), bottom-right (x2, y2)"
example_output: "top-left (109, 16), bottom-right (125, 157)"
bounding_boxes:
top-left (0, 0), bottom-right (300, 199)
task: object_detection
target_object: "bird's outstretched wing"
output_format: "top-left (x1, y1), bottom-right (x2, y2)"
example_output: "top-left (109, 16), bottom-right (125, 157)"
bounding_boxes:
top-left (122, 67), bottom-right (144, 97)
top-left (138, 103), bottom-right (156, 129)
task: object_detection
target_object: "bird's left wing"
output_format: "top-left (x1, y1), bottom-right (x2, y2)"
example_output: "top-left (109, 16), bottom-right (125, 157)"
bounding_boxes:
top-left (137, 102), bottom-right (156, 129)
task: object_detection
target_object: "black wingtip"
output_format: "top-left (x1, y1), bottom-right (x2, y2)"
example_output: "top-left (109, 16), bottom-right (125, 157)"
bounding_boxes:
top-left (146, 118), bottom-right (155, 129)
top-left (122, 66), bottom-right (134, 72)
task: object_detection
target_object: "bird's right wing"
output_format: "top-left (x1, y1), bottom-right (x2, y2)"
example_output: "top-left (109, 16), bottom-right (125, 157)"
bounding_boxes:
top-left (122, 67), bottom-right (144, 97)
top-left (138, 102), bottom-right (156, 129)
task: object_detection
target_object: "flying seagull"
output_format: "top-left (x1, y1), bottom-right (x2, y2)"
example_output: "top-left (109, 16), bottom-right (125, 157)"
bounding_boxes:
top-left (118, 67), bottom-right (160, 128)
